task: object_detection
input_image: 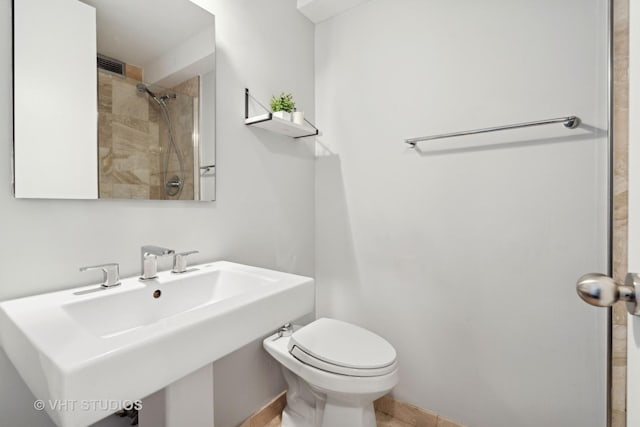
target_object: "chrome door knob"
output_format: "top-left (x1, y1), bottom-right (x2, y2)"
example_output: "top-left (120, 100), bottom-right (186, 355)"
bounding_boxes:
top-left (576, 272), bottom-right (640, 315)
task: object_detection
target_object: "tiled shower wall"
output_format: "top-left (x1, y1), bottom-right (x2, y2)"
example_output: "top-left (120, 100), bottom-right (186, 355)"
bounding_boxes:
top-left (97, 70), bottom-right (198, 200)
top-left (612, 0), bottom-right (629, 425)
top-left (164, 77), bottom-right (199, 200)
top-left (98, 70), bottom-right (162, 199)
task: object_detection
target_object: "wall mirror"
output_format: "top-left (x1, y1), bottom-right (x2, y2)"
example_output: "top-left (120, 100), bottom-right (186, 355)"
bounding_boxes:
top-left (13, 0), bottom-right (216, 201)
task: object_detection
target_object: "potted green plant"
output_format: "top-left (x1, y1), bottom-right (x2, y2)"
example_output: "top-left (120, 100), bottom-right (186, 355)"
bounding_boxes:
top-left (270, 92), bottom-right (295, 121)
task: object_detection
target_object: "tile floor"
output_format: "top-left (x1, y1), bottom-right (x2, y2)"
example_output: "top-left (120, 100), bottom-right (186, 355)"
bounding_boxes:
top-left (92, 411), bottom-right (427, 427)
top-left (91, 394), bottom-right (464, 427)
top-left (242, 394), bottom-right (465, 427)
top-left (259, 411), bottom-right (419, 427)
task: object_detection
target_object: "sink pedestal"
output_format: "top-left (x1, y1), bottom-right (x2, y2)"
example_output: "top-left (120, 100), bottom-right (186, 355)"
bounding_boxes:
top-left (140, 364), bottom-right (214, 427)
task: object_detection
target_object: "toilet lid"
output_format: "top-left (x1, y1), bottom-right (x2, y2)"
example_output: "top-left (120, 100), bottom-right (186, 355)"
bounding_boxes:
top-left (288, 318), bottom-right (397, 376)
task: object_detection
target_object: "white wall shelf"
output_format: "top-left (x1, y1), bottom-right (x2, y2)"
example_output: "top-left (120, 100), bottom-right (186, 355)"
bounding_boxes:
top-left (244, 88), bottom-right (319, 139)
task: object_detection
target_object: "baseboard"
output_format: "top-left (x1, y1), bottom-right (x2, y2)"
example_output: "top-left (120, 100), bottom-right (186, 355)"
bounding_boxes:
top-left (239, 391), bottom-right (287, 427)
top-left (374, 395), bottom-right (466, 427)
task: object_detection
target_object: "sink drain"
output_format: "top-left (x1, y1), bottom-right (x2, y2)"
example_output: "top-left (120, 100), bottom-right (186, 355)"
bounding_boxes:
top-left (153, 290), bottom-right (162, 299)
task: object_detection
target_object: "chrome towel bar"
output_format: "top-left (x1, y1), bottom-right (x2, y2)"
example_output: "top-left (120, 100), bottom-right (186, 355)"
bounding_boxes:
top-left (405, 115), bottom-right (580, 148)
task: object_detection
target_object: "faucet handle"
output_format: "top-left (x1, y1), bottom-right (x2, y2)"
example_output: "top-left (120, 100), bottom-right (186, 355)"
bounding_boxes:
top-left (140, 254), bottom-right (158, 280)
top-left (172, 251), bottom-right (199, 274)
top-left (80, 263), bottom-right (121, 288)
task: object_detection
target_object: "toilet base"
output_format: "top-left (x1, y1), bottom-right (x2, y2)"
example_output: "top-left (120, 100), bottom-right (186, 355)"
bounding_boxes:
top-left (281, 367), bottom-right (316, 427)
top-left (280, 367), bottom-right (381, 427)
top-left (282, 407), bottom-right (314, 427)
top-left (319, 400), bottom-right (377, 427)
top-left (281, 397), bottom-right (377, 427)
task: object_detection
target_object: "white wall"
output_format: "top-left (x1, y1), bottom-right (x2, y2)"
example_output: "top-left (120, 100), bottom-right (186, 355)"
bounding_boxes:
top-left (315, 1), bottom-right (609, 427)
top-left (0, 0), bottom-right (315, 426)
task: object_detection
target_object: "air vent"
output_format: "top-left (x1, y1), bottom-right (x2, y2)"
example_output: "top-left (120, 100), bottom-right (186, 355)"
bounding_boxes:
top-left (97, 54), bottom-right (125, 76)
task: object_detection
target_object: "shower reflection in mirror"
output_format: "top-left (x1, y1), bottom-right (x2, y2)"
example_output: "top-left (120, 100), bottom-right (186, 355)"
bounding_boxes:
top-left (89, 0), bottom-right (217, 201)
top-left (98, 67), bottom-right (200, 200)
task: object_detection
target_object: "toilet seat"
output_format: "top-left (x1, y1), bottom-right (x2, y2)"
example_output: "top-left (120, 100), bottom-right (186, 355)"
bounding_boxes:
top-left (288, 318), bottom-right (397, 377)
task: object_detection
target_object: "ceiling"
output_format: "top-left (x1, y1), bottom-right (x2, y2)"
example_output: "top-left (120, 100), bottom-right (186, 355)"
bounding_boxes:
top-left (297, 0), bottom-right (372, 24)
top-left (80, 0), bottom-right (214, 67)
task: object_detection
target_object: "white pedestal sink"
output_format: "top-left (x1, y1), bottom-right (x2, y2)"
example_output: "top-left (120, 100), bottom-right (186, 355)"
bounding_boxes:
top-left (0, 261), bottom-right (314, 427)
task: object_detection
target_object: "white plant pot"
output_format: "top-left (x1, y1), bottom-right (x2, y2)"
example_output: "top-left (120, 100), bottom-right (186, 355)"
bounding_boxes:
top-left (273, 111), bottom-right (292, 121)
top-left (292, 111), bottom-right (305, 125)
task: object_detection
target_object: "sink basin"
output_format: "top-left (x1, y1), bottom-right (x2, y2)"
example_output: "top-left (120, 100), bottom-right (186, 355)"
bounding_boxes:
top-left (63, 268), bottom-right (278, 338)
top-left (0, 261), bottom-right (314, 427)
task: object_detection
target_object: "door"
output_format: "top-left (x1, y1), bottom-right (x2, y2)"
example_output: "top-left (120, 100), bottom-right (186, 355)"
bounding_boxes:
top-left (583, 0), bottom-right (640, 424)
top-left (577, 2), bottom-right (640, 425)
top-left (629, 1), bottom-right (640, 425)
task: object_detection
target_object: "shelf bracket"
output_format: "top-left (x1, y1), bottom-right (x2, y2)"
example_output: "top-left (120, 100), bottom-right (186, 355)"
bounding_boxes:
top-left (245, 88), bottom-right (271, 119)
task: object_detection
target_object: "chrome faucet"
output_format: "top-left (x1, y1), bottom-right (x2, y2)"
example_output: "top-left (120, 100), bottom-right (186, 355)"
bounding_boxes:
top-left (140, 245), bottom-right (175, 280)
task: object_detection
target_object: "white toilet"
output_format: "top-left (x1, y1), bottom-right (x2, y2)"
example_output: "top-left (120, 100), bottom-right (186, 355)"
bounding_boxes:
top-left (263, 318), bottom-right (399, 427)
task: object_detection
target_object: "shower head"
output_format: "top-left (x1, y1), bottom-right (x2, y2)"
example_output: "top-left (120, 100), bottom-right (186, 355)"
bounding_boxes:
top-left (136, 83), bottom-right (157, 99)
top-left (136, 83), bottom-right (176, 103)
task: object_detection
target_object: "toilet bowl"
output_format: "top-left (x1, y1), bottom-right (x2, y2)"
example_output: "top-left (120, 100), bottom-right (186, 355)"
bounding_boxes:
top-left (263, 318), bottom-right (399, 427)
